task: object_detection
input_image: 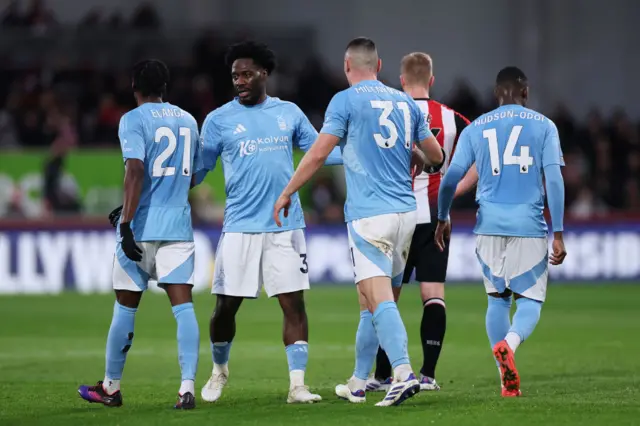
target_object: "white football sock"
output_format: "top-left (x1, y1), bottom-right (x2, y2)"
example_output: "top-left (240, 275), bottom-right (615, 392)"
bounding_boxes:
top-left (290, 370), bottom-right (305, 389)
top-left (349, 375), bottom-right (367, 391)
top-left (505, 332), bottom-right (522, 353)
top-left (103, 377), bottom-right (120, 394)
top-left (393, 364), bottom-right (413, 382)
top-left (179, 379), bottom-right (195, 396)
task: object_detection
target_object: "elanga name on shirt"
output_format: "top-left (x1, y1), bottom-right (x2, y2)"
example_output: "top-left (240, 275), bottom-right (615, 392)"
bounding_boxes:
top-left (150, 108), bottom-right (187, 118)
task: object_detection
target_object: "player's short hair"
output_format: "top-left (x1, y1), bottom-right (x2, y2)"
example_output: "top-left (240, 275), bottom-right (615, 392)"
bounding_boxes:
top-left (496, 66), bottom-right (528, 86)
top-left (345, 37), bottom-right (378, 72)
top-left (132, 59), bottom-right (170, 97)
top-left (225, 41), bottom-right (277, 75)
top-left (400, 52), bottom-right (433, 87)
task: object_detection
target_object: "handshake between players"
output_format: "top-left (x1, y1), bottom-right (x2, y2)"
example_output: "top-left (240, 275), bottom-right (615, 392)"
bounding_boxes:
top-left (78, 37), bottom-right (566, 410)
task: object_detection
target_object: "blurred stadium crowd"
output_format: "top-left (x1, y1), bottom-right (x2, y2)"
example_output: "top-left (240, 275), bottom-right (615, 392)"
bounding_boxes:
top-left (1, 1), bottom-right (639, 223)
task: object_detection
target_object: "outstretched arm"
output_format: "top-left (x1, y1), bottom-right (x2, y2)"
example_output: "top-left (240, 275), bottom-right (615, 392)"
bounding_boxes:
top-left (295, 107), bottom-right (342, 166)
top-left (284, 133), bottom-right (341, 197)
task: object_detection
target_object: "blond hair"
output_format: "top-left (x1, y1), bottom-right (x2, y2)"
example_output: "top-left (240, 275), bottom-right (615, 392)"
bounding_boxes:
top-left (400, 52), bottom-right (433, 87)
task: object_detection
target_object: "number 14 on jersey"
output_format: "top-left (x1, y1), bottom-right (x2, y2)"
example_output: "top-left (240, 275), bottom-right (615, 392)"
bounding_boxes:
top-left (483, 125), bottom-right (533, 175)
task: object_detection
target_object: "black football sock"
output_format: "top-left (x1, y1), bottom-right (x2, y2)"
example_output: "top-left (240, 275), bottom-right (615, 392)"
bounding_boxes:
top-left (420, 298), bottom-right (446, 379)
top-left (374, 346), bottom-right (392, 380)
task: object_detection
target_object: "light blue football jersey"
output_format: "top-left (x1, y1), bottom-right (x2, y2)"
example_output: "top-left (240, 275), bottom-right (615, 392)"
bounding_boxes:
top-left (195, 96), bottom-right (342, 233)
top-left (118, 102), bottom-right (200, 242)
top-left (320, 80), bottom-right (432, 222)
top-left (449, 104), bottom-right (565, 237)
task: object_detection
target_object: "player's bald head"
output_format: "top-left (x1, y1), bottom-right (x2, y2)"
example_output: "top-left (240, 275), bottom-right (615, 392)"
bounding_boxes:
top-left (400, 52), bottom-right (433, 87)
top-left (345, 37), bottom-right (379, 73)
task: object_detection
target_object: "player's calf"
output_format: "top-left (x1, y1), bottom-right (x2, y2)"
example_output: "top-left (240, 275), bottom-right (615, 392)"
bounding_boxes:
top-left (279, 291), bottom-right (321, 403)
top-left (202, 296), bottom-right (242, 403)
top-left (492, 295), bottom-right (542, 396)
top-left (337, 309), bottom-right (378, 402)
top-left (419, 282), bottom-right (446, 390)
top-left (505, 295), bottom-right (542, 353)
top-left (166, 283), bottom-right (199, 407)
top-left (77, 292), bottom-right (140, 407)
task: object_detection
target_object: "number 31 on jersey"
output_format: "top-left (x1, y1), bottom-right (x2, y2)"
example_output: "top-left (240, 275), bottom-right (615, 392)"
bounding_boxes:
top-left (371, 100), bottom-right (412, 149)
top-left (483, 125), bottom-right (533, 175)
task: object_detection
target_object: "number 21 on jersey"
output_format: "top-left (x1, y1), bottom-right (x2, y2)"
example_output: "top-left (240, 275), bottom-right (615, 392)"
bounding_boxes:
top-left (483, 125), bottom-right (533, 175)
top-left (153, 127), bottom-right (192, 177)
top-left (371, 100), bottom-right (411, 149)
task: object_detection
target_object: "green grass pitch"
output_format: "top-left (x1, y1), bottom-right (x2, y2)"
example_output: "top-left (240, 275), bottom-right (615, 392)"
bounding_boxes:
top-left (1, 284), bottom-right (639, 425)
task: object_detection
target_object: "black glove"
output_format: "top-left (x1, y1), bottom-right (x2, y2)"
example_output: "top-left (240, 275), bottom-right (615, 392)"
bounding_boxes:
top-left (424, 147), bottom-right (447, 174)
top-left (108, 205), bottom-right (123, 228)
top-left (120, 222), bottom-right (143, 262)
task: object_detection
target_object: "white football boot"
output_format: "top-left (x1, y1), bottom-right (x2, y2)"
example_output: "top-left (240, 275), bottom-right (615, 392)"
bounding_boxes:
top-left (335, 377), bottom-right (366, 403)
top-left (201, 365), bottom-right (228, 402)
top-left (419, 374), bottom-right (441, 391)
top-left (365, 376), bottom-right (393, 392)
top-left (375, 373), bottom-right (420, 407)
top-left (287, 386), bottom-right (322, 404)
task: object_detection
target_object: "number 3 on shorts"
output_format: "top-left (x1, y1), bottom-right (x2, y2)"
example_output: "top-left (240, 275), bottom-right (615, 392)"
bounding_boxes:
top-left (299, 254), bottom-right (308, 274)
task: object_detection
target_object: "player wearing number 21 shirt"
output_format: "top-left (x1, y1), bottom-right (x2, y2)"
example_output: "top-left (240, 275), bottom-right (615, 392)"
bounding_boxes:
top-left (78, 59), bottom-right (202, 410)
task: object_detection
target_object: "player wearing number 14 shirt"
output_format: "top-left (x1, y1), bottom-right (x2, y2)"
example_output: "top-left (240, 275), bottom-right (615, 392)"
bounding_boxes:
top-left (78, 60), bottom-right (201, 409)
top-left (436, 67), bottom-right (567, 397)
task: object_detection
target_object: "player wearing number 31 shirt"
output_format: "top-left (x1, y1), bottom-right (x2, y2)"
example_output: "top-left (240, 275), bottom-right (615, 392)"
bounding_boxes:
top-left (274, 38), bottom-right (445, 407)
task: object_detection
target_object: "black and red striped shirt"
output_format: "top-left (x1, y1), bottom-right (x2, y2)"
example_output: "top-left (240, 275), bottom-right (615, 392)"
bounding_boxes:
top-left (412, 98), bottom-right (470, 223)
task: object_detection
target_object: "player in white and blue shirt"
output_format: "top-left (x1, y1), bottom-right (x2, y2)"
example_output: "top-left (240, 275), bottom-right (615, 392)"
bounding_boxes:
top-left (195, 41), bottom-right (342, 405)
top-left (78, 60), bottom-right (201, 409)
top-left (274, 37), bottom-right (445, 407)
top-left (436, 67), bottom-right (567, 397)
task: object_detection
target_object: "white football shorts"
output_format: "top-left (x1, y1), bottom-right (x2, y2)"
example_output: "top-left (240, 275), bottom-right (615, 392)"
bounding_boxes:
top-left (212, 229), bottom-right (310, 298)
top-left (347, 211), bottom-right (417, 287)
top-left (475, 235), bottom-right (549, 302)
top-left (113, 241), bottom-right (195, 291)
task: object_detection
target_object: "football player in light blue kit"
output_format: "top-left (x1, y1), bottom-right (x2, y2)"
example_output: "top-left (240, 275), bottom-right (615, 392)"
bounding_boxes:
top-left (435, 67), bottom-right (567, 397)
top-left (78, 60), bottom-right (201, 409)
top-left (196, 41), bottom-right (342, 404)
top-left (274, 37), bottom-right (445, 407)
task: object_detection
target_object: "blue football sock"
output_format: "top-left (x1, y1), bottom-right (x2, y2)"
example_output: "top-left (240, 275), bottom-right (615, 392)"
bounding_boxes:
top-left (173, 302), bottom-right (199, 382)
top-left (486, 295), bottom-right (512, 348)
top-left (372, 301), bottom-right (410, 370)
top-left (285, 341), bottom-right (309, 372)
top-left (105, 301), bottom-right (137, 380)
top-left (508, 297), bottom-right (542, 343)
top-left (212, 341), bottom-right (233, 365)
top-left (353, 310), bottom-right (378, 381)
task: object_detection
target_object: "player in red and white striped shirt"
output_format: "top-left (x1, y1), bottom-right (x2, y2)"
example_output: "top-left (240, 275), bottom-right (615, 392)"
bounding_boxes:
top-left (369, 52), bottom-right (478, 392)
